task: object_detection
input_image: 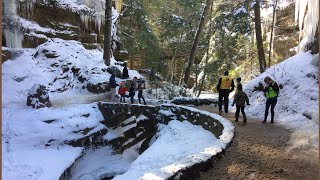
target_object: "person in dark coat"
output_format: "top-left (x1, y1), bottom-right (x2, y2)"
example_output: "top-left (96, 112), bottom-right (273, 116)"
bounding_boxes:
top-left (129, 83), bottom-right (135, 104)
top-left (109, 74), bottom-right (117, 101)
top-left (216, 71), bottom-right (235, 114)
top-left (232, 85), bottom-right (250, 123)
top-left (122, 64), bottom-right (129, 79)
top-left (149, 67), bottom-right (155, 82)
top-left (235, 77), bottom-right (242, 95)
top-left (263, 76), bottom-right (279, 123)
top-left (132, 77), bottom-right (138, 91)
top-left (138, 84), bottom-right (146, 105)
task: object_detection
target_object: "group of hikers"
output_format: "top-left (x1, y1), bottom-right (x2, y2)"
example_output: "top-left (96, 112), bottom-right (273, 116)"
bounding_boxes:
top-left (109, 64), bottom-right (280, 123)
top-left (108, 64), bottom-right (147, 105)
top-left (217, 71), bottom-right (279, 124)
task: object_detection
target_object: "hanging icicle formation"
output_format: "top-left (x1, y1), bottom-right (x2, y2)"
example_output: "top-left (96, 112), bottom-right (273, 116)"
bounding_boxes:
top-left (3, 0), bottom-right (37, 48)
top-left (3, 0), bottom-right (23, 48)
top-left (295, 0), bottom-right (319, 52)
top-left (78, 0), bottom-right (122, 33)
top-left (78, 0), bottom-right (105, 32)
top-left (78, 0), bottom-right (120, 50)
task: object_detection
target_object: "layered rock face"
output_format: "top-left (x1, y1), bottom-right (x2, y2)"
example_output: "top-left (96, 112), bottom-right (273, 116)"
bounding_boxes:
top-left (3, 0), bottom-right (104, 49)
top-left (2, 0), bottom-right (132, 63)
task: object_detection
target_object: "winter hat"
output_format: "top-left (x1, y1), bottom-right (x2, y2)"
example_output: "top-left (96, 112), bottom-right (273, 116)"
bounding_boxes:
top-left (224, 71), bottom-right (229, 76)
top-left (236, 77), bottom-right (241, 82)
top-left (264, 76), bottom-right (273, 83)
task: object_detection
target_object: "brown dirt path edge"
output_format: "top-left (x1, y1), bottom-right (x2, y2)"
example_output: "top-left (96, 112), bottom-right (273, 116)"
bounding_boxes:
top-left (195, 106), bottom-right (319, 180)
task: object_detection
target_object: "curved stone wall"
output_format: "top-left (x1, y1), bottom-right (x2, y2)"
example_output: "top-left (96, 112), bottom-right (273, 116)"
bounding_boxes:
top-left (171, 97), bottom-right (218, 106)
top-left (60, 102), bottom-right (233, 180)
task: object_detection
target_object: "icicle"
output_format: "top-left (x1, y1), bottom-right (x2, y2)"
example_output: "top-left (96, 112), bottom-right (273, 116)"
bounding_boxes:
top-left (295, 0), bottom-right (319, 51)
top-left (4, 29), bottom-right (23, 48)
top-left (94, 14), bottom-right (102, 32)
top-left (294, 0), bottom-right (300, 24)
top-left (3, 0), bottom-right (17, 16)
top-left (80, 14), bottom-right (90, 30)
top-left (298, 0), bottom-right (308, 30)
top-left (3, 0), bottom-right (24, 48)
top-left (26, 0), bottom-right (35, 15)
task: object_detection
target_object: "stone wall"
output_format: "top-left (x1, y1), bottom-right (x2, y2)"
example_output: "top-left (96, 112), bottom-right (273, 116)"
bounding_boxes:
top-left (171, 97), bottom-right (218, 106)
top-left (60, 102), bottom-right (229, 180)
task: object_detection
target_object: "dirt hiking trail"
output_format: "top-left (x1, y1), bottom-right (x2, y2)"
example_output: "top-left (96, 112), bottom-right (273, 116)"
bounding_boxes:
top-left (195, 106), bottom-right (318, 180)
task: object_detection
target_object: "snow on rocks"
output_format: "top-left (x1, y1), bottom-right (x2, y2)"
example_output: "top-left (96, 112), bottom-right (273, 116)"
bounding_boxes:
top-left (27, 84), bottom-right (52, 109)
top-left (96, 103), bottom-right (235, 180)
top-left (4, 93), bottom-right (234, 180)
top-left (107, 65), bottom-right (123, 78)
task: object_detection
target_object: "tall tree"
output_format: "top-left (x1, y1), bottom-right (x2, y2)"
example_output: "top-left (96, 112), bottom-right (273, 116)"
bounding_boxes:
top-left (253, 0), bottom-right (266, 73)
top-left (268, 0), bottom-right (278, 67)
top-left (103, 0), bottom-right (113, 66)
top-left (183, 0), bottom-right (213, 86)
top-left (197, 3), bottom-right (214, 97)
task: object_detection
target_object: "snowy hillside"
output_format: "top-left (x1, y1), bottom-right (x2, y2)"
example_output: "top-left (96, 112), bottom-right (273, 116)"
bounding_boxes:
top-left (2, 37), bottom-right (224, 179)
top-left (243, 52), bottom-right (319, 152)
top-left (4, 39), bottom-right (109, 106)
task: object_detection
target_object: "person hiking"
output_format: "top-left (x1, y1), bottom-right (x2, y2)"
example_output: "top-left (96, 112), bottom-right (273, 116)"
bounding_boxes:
top-left (122, 64), bottom-right (129, 79)
top-left (138, 83), bottom-right (146, 105)
top-left (232, 85), bottom-right (250, 123)
top-left (263, 76), bottom-right (279, 123)
top-left (235, 77), bottom-right (242, 95)
top-left (132, 77), bottom-right (138, 91)
top-left (118, 81), bottom-right (128, 103)
top-left (149, 67), bottom-right (155, 82)
top-left (109, 73), bottom-right (118, 101)
top-left (129, 83), bottom-right (135, 104)
top-left (138, 77), bottom-right (146, 89)
top-left (217, 70), bottom-right (235, 115)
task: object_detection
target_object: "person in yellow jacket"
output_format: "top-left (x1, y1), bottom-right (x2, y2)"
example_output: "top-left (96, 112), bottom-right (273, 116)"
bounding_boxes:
top-left (216, 71), bottom-right (235, 115)
top-left (263, 76), bottom-right (279, 123)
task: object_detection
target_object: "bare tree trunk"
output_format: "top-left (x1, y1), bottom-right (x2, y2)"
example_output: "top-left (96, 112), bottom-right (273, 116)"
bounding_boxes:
top-left (171, 62), bottom-right (176, 82)
top-left (183, 0), bottom-right (213, 86)
top-left (168, 51), bottom-right (177, 82)
top-left (193, 65), bottom-right (199, 94)
top-left (268, 0), bottom-right (278, 67)
top-left (197, 2), bottom-right (214, 97)
top-left (103, 0), bottom-right (113, 66)
top-left (254, 0), bottom-right (266, 73)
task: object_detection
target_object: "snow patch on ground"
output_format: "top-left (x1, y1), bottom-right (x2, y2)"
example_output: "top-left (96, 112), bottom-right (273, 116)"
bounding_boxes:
top-left (70, 146), bottom-right (138, 180)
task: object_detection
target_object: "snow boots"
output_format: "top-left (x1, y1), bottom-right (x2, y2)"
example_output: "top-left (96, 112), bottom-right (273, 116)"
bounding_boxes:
top-left (243, 114), bottom-right (247, 123)
top-left (235, 114), bottom-right (247, 123)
